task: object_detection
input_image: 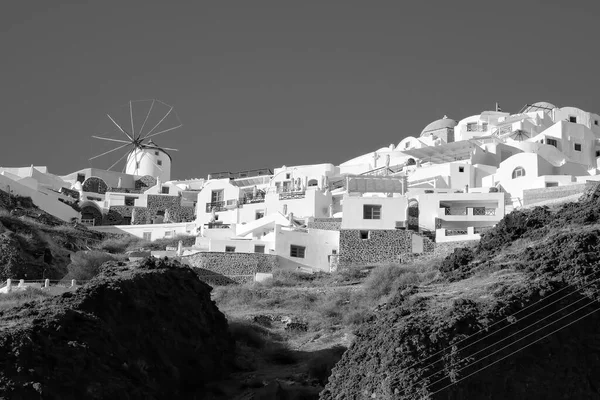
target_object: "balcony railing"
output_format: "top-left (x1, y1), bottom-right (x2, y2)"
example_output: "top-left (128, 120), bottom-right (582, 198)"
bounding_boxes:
top-left (279, 191), bottom-right (306, 200)
top-left (445, 207), bottom-right (467, 215)
top-left (446, 229), bottom-right (468, 236)
top-left (80, 219), bottom-right (95, 226)
top-left (206, 201), bottom-right (226, 213)
top-left (473, 207), bottom-right (496, 216)
top-left (240, 194), bottom-right (266, 205)
top-left (204, 223), bottom-right (231, 229)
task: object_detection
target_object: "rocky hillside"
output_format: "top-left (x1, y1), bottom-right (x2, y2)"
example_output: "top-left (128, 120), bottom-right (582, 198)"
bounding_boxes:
top-left (0, 189), bottom-right (107, 281)
top-left (322, 184), bottom-right (600, 399)
top-left (0, 257), bottom-right (234, 399)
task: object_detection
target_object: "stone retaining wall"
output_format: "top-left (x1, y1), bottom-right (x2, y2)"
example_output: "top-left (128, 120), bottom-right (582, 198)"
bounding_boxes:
top-left (523, 183), bottom-right (587, 206)
top-left (181, 252), bottom-right (279, 282)
top-left (338, 229), bottom-right (432, 266)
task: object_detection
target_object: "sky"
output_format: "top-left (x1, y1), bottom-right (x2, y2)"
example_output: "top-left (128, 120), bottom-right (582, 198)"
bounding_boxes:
top-left (2, 0), bottom-right (600, 180)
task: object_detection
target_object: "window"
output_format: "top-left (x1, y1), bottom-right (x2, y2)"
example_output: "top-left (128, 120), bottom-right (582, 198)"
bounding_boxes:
top-left (77, 173), bottom-right (85, 183)
top-left (574, 143), bottom-right (582, 152)
top-left (545, 182), bottom-right (559, 187)
top-left (458, 166), bottom-right (465, 173)
top-left (161, 186), bottom-right (170, 194)
top-left (136, 162), bottom-right (140, 169)
top-left (124, 196), bottom-right (135, 206)
top-left (157, 160), bottom-right (162, 166)
top-left (290, 245), bottom-right (306, 258)
top-left (255, 210), bottom-right (265, 220)
top-left (595, 120), bottom-right (599, 126)
top-left (466, 122), bottom-right (477, 132)
top-left (596, 150), bottom-right (600, 157)
top-left (359, 230), bottom-right (370, 240)
top-left (332, 249), bottom-right (337, 255)
top-left (569, 116), bottom-right (577, 123)
top-left (154, 151), bottom-right (159, 156)
top-left (481, 123), bottom-right (488, 131)
top-left (285, 173), bottom-right (291, 179)
top-left (254, 245), bottom-right (265, 253)
top-left (143, 232), bottom-right (152, 241)
top-left (225, 246), bottom-right (236, 253)
top-left (211, 190), bottom-right (223, 203)
top-left (363, 204), bottom-right (382, 219)
top-left (164, 230), bottom-right (174, 238)
top-left (512, 167), bottom-right (526, 179)
top-left (156, 210), bottom-right (165, 216)
top-left (547, 138), bottom-right (558, 148)
top-left (122, 217), bottom-right (131, 225)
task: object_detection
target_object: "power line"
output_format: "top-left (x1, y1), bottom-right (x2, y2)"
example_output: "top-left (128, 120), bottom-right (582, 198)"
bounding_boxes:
top-left (411, 295), bottom-right (600, 398)
top-left (428, 303), bottom-right (600, 398)
top-left (392, 268), bottom-right (600, 385)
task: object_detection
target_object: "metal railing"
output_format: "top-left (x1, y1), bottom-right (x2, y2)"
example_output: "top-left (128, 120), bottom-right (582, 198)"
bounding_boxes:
top-left (80, 219), bottom-right (95, 226)
top-left (446, 229), bottom-right (468, 236)
top-left (279, 191), bottom-right (306, 200)
top-left (445, 207), bottom-right (467, 215)
top-left (205, 201), bottom-right (226, 213)
top-left (472, 207), bottom-right (496, 216)
top-left (204, 223), bottom-right (231, 229)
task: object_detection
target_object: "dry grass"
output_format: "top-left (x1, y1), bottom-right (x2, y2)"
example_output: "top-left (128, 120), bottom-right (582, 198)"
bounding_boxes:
top-left (0, 287), bottom-right (51, 312)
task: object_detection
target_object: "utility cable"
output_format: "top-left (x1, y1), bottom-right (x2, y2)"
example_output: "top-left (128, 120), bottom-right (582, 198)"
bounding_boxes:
top-left (407, 295), bottom-right (600, 398)
top-left (427, 304), bottom-right (600, 398)
top-left (393, 267), bottom-right (600, 384)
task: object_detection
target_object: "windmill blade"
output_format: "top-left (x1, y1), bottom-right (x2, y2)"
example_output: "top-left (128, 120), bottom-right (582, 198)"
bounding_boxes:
top-left (129, 101), bottom-right (135, 139)
top-left (107, 146), bottom-right (133, 171)
top-left (141, 106), bottom-right (173, 138)
top-left (144, 145), bottom-right (179, 152)
top-left (137, 99), bottom-right (155, 140)
top-left (92, 136), bottom-right (131, 144)
top-left (107, 113), bottom-right (134, 141)
top-left (89, 143), bottom-right (131, 161)
top-left (143, 124), bottom-right (182, 140)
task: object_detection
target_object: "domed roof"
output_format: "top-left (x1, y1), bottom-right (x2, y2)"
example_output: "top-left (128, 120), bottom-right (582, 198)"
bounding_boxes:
top-left (420, 116), bottom-right (457, 136)
top-left (523, 102), bottom-right (556, 113)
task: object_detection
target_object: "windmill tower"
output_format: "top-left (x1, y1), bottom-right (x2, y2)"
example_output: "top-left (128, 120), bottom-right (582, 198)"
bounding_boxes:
top-left (90, 99), bottom-right (181, 182)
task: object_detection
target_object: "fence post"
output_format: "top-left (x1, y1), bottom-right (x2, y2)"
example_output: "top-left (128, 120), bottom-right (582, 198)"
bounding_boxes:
top-left (44, 279), bottom-right (49, 288)
top-left (71, 279), bottom-right (76, 287)
top-left (19, 279), bottom-right (24, 286)
top-left (6, 279), bottom-right (11, 293)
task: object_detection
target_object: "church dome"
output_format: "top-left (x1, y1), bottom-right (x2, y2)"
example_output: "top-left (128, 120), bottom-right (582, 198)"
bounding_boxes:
top-left (523, 102), bottom-right (556, 113)
top-left (420, 116), bottom-right (457, 137)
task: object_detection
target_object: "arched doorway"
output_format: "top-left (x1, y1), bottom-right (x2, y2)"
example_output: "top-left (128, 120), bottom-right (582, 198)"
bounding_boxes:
top-left (407, 199), bottom-right (419, 232)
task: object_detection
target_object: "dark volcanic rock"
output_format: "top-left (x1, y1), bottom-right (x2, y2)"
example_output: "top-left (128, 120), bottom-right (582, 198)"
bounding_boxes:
top-left (0, 257), bottom-right (234, 399)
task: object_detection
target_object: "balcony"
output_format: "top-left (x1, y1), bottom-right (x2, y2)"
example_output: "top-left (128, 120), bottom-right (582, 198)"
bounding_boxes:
top-left (443, 207), bottom-right (497, 217)
top-left (436, 226), bottom-right (495, 243)
top-left (206, 201), bottom-right (226, 213)
top-left (204, 223), bottom-right (231, 229)
top-left (279, 190), bottom-right (306, 200)
top-left (240, 193), bottom-right (266, 205)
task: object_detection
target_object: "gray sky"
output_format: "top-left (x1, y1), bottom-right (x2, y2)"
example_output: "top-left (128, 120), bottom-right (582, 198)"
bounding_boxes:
top-left (2, 1), bottom-right (599, 179)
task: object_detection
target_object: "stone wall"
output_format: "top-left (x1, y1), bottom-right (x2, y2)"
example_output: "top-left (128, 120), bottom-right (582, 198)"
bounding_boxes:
top-left (181, 252), bottom-right (279, 284)
top-left (102, 195), bottom-right (195, 226)
top-left (82, 177), bottom-right (108, 194)
top-left (522, 183), bottom-right (587, 206)
top-left (338, 229), bottom-right (432, 266)
top-left (307, 218), bottom-right (342, 231)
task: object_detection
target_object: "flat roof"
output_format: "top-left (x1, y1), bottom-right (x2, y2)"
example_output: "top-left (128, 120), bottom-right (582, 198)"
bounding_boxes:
top-left (402, 141), bottom-right (474, 164)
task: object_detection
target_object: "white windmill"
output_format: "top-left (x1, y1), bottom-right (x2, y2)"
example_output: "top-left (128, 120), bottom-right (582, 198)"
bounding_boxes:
top-left (89, 99), bottom-right (182, 182)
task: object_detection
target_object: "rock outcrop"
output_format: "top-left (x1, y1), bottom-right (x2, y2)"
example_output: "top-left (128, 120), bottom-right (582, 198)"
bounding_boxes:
top-left (0, 257), bottom-right (234, 399)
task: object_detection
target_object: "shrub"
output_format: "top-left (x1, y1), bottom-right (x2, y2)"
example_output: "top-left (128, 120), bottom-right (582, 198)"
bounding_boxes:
top-left (439, 247), bottom-right (475, 279)
top-left (99, 236), bottom-right (147, 254)
top-left (64, 251), bottom-right (119, 281)
top-left (362, 264), bottom-right (421, 304)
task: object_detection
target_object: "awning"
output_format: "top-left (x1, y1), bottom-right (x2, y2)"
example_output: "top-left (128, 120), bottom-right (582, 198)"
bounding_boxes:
top-left (402, 141), bottom-right (474, 164)
top-left (347, 176), bottom-right (406, 193)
